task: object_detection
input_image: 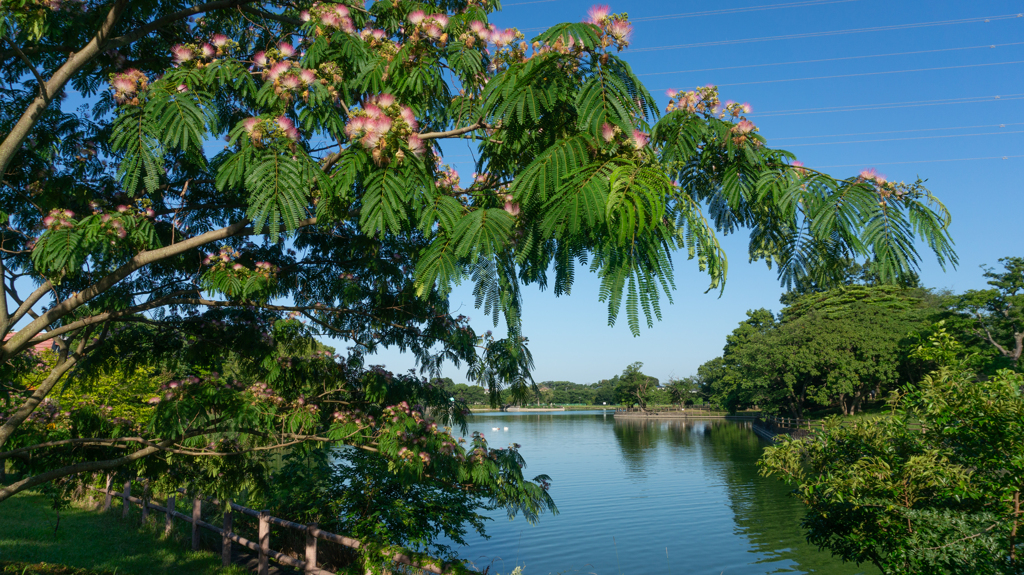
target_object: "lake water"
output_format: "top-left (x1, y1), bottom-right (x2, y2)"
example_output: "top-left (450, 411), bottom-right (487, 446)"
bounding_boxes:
top-left (453, 411), bottom-right (876, 575)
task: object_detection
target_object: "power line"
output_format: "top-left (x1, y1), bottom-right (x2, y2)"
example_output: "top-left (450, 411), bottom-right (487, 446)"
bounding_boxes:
top-left (657, 60), bottom-right (1024, 90)
top-left (631, 0), bottom-right (860, 23)
top-left (778, 130), bottom-right (1024, 147)
top-left (636, 42), bottom-right (1024, 77)
top-left (518, 0), bottom-right (861, 31)
top-left (815, 155), bottom-right (1024, 168)
top-left (750, 93), bottom-right (1024, 118)
top-left (503, 0), bottom-right (559, 6)
top-left (629, 13), bottom-right (1024, 53)
top-left (772, 122), bottom-right (1024, 141)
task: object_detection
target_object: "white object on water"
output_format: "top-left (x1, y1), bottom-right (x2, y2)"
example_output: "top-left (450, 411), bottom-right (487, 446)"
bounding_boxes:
top-left (492, 427), bottom-right (499, 431)
top-left (504, 427), bottom-right (508, 431)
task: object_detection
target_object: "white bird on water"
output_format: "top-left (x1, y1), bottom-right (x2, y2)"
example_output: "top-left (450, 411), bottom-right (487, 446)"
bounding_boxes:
top-left (492, 427), bottom-right (499, 431)
top-left (504, 427), bottom-right (508, 431)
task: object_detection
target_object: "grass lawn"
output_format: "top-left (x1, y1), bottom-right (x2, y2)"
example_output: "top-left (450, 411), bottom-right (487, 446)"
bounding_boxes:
top-left (0, 492), bottom-right (247, 575)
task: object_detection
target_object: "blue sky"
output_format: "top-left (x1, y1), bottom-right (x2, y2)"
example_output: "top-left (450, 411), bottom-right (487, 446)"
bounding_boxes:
top-left (358, 0), bottom-right (1024, 385)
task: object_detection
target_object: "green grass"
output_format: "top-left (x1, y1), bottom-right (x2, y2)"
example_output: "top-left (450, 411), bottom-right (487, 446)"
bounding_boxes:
top-left (0, 492), bottom-right (247, 575)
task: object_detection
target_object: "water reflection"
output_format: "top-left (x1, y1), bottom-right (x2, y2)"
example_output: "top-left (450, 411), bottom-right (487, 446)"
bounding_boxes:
top-left (452, 412), bottom-right (874, 574)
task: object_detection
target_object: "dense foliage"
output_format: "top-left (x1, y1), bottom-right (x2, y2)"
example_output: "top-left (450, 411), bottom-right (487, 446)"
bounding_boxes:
top-left (947, 257), bottom-right (1024, 370)
top-left (759, 333), bottom-right (1024, 574)
top-left (701, 284), bottom-right (939, 416)
top-left (0, 0), bottom-right (959, 564)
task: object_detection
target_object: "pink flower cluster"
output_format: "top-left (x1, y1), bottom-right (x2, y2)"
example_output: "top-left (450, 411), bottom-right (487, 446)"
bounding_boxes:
top-left (501, 192), bottom-right (520, 216)
top-left (252, 260), bottom-right (280, 277)
top-left (731, 119), bottom-right (756, 135)
top-left (344, 94), bottom-right (424, 165)
top-left (664, 85), bottom-right (721, 115)
top-left (108, 69), bottom-right (148, 105)
top-left (599, 123), bottom-right (649, 149)
top-left (247, 382), bottom-right (285, 405)
top-left (202, 245), bottom-right (241, 266)
top-left (170, 35), bottom-right (235, 65)
top-left (97, 213), bottom-right (128, 239)
top-left (467, 20), bottom-right (518, 48)
top-left (24, 0), bottom-right (80, 12)
top-left (583, 5), bottom-right (632, 50)
top-left (435, 165), bottom-right (460, 191)
top-left (42, 209), bottom-right (75, 230)
top-left (859, 168), bottom-right (887, 184)
top-left (242, 115), bottom-right (300, 143)
top-left (359, 28), bottom-right (388, 43)
top-left (409, 10), bottom-right (450, 42)
top-left (303, 2), bottom-right (355, 33)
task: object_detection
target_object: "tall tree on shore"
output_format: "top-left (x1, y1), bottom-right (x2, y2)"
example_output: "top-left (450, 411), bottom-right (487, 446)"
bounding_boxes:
top-left (951, 256), bottom-right (1024, 369)
top-left (704, 286), bottom-right (939, 416)
top-left (0, 0), bottom-right (956, 504)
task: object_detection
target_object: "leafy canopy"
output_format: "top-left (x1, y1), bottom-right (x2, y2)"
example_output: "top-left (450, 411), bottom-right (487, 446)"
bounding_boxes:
top-left (759, 335), bottom-right (1024, 574)
top-left (0, 0), bottom-right (956, 540)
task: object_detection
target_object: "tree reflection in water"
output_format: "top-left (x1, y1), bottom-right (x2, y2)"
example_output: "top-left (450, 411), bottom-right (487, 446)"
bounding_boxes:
top-left (612, 418), bottom-right (877, 574)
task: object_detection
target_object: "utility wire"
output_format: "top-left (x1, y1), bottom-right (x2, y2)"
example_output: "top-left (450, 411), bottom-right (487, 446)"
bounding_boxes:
top-left (655, 60), bottom-right (1024, 90)
top-left (816, 155), bottom-right (1024, 168)
top-left (517, 0), bottom-right (860, 30)
top-left (637, 42), bottom-right (1024, 77)
top-left (629, 13), bottom-right (1023, 53)
top-left (777, 130), bottom-right (1024, 147)
top-left (750, 93), bottom-right (1024, 117)
top-left (772, 122), bottom-right (1024, 140)
top-left (503, 0), bottom-right (559, 6)
top-left (631, 0), bottom-right (860, 23)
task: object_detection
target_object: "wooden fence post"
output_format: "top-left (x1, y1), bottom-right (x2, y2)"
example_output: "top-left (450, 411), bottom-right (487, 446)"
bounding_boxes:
top-left (221, 501), bottom-right (233, 567)
top-left (165, 495), bottom-right (175, 536)
top-left (305, 523), bottom-right (318, 573)
top-left (191, 497), bottom-right (202, 550)
top-left (102, 474), bottom-right (113, 511)
top-left (258, 510), bottom-right (270, 575)
top-left (122, 479), bottom-right (132, 519)
top-left (140, 479), bottom-right (150, 523)
top-left (85, 474), bottom-right (95, 508)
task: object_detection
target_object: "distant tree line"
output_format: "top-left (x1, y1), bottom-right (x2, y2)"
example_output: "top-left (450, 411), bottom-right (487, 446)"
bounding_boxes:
top-left (434, 362), bottom-right (689, 408)
top-left (693, 257), bottom-right (1023, 417)
top-left (758, 256), bottom-right (1023, 573)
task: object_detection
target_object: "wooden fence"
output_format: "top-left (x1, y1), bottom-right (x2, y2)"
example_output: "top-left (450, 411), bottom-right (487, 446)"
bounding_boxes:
top-left (756, 414), bottom-right (926, 438)
top-left (93, 478), bottom-right (452, 575)
top-left (614, 404), bottom-right (717, 414)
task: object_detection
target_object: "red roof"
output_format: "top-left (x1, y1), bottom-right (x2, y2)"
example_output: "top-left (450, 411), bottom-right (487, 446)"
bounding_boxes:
top-left (4, 332), bottom-right (54, 353)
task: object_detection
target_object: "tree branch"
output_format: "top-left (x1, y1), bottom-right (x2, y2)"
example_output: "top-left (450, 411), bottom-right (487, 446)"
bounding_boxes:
top-left (107, 0), bottom-right (254, 48)
top-left (419, 121), bottom-right (489, 140)
top-left (2, 34), bottom-right (49, 98)
top-left (0, 0), bottom-right (130, 183)
top-left (238, 5), bottom-right (303, 26)
top-left (0, 441), bottom-right (169, 503)
top-left (0, 340), bottom-right (79, 449)
top-left (0, 258), bottom-right (8, 337)
top-left (0, 436), bottom-right (151, 459)
top-left (8, 278), bottom-right (53, 327)
top-left (25, 290), bottom-right (198, 345)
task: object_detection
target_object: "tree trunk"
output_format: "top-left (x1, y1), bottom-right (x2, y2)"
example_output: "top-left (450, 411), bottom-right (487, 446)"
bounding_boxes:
top-left (851, 390), bottom-right (865, 414)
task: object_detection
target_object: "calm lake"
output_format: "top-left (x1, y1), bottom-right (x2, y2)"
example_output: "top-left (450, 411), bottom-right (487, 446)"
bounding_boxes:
top-left (452, 411), bottom-right (877, 575)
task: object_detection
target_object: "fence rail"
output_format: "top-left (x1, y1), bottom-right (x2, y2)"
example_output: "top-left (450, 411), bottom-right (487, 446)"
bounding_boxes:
top-left (614, 404), bottom-right (718, 414)
top-left (756, 414), bottom-right (926, 438)
top-left (92, 480), bottom-right (451, 575)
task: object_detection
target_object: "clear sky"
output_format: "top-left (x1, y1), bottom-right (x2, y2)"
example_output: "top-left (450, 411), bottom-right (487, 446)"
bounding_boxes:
top-left (353, 0), bottom-right (1024, 385)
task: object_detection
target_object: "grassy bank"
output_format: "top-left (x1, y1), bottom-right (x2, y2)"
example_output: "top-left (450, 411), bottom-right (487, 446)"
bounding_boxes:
top-left (0, 492), bottom-right (246, 575)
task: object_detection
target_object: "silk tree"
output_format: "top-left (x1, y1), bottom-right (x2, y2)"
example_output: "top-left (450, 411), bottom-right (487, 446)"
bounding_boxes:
top-left (0, 0), bottom-right (956, 504)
